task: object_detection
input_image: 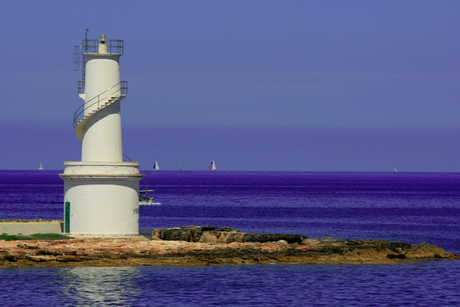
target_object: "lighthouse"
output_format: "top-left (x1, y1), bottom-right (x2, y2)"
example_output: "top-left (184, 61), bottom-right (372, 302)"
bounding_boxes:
top-left (60, 33), bottom-right (143, 237)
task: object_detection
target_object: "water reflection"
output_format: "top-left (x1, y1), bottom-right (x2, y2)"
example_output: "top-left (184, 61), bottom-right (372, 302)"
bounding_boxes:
top-left (59, 267), bottom-right (141, 305)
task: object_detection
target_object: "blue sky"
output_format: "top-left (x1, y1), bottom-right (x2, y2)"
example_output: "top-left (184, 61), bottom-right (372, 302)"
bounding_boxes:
top-left (1, 0), bottom-right (459, 171)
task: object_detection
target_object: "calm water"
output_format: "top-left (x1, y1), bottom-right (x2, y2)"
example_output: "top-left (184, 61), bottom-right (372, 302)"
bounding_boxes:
top-left (1, 170), bottom-right (459, 306)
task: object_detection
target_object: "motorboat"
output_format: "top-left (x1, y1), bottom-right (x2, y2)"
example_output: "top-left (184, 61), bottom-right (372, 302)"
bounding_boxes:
top-left (139, 182), bottom-right (161, 206)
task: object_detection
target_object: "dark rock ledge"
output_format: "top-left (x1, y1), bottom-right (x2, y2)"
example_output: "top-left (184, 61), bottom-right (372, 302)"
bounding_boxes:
top-left (151, 226), bottom-right (306, 244)
top-left (0, 226), bottom-right (458, 267)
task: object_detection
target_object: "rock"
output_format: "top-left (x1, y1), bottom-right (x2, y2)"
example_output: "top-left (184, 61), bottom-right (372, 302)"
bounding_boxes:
top-left (151, 226), bottom-right (306, 244)
top-left (405, 242), bottom-right (453, 259)
top-left (151, 226), bottom-right (238, 242)
top-left (26, 255), bottom-right (55, 262)
top-left (301, 237), bottom-right (348, 247)
top-left (200, 231), bottom-right (219, 243)
top-left (0, 228), bottom-right (458, 267)
top-left (4, 255), bottom-right (17, 262)
top-left (17, 243), bottom-right (39, 249)
top-left (386, 254), bottom-right (406, 259)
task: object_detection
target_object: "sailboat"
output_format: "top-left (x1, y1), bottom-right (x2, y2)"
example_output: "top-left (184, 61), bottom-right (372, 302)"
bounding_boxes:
top-left (394, 167), bottom-right (398, 173)
top-left (178, 164), bottom-right (182, 171)
top-left (38, 162), bottom-right (44, 170)
top-left (153, 161), bottom-right (160, 170)
top-left (209, 160), bottom-right (216, 171)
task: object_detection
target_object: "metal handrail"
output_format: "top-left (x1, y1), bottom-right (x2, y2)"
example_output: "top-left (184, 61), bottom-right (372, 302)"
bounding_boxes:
top-left (81, 39), bottom-right (124, 55)
top-left (77, 80), bottom-right (85, 95)
top-left (73, 39), bottom-right (123, 73)
top-left (123, 154), bottom-right (133, 162)
top-left (73, 81), bottom-right (128, 128)
top-left (73, 46), bottom-right (85, 71)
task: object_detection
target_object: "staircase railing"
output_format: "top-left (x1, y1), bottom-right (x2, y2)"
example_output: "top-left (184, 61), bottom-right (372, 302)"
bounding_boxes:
top-left (73, 81), bottom-right (127, 128)
top-left (123, 154), bottom-right (133, 162)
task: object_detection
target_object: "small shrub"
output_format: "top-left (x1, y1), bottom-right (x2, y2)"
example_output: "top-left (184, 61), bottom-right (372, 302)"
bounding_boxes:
top-left (0, 234), bottom-right (33, 241)
top-left (0, 233), bottom-right (73, 241)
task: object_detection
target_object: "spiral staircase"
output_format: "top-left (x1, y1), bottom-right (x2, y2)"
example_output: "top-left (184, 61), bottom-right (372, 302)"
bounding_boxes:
top-left (72, 81), bottom-right (132, 162)
top-left (72, 81), bottom-right (127, 142)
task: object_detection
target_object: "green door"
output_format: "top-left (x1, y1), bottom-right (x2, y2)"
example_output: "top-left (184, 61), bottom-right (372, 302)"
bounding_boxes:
top-left (64, 202), bottom-right (70, 233)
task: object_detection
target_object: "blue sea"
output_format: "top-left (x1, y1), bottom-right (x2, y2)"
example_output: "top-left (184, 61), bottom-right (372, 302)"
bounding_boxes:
top-left (0, 170), bottom-right (459, 306)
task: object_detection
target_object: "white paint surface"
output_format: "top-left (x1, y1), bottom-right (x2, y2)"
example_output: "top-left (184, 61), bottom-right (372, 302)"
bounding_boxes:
top-left (60, 162), bottom-right (143, 236)
top-left (61, 37), bottom-right (144, 237)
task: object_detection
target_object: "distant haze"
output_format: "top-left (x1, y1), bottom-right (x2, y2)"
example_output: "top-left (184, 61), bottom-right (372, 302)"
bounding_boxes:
top-left (1, 1), bottom-right (459, 172)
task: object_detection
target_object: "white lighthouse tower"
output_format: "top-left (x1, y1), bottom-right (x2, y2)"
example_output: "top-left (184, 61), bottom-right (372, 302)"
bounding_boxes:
top-left (60, 33), bottom-right (143, 237)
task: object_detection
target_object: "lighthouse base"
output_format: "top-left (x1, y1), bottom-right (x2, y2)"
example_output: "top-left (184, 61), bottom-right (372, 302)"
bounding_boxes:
top-left (60, 162), bottom-right (144, 237)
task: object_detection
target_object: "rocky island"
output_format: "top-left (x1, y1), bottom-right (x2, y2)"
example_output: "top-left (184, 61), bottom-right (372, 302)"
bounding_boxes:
top-left (0, 226), bottom-right (458, 267)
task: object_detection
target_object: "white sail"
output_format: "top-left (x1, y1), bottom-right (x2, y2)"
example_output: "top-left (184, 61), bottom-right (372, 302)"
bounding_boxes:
top-left (38, 162), bottom-right (43, 170)
top-left (209, 160), bottom-right (216, 171)
top-left (153, 161), bottom-right (160, 170)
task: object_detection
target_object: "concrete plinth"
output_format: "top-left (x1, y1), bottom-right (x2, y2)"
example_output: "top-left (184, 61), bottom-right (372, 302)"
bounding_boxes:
top-left (60, 162), bottom-right (144, 237)
top-left (0, 222), bottom-right (63, 235)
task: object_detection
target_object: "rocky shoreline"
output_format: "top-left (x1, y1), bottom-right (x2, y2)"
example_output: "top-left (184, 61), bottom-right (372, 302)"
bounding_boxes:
top-left (1, 226), bottom-right (458, 267)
